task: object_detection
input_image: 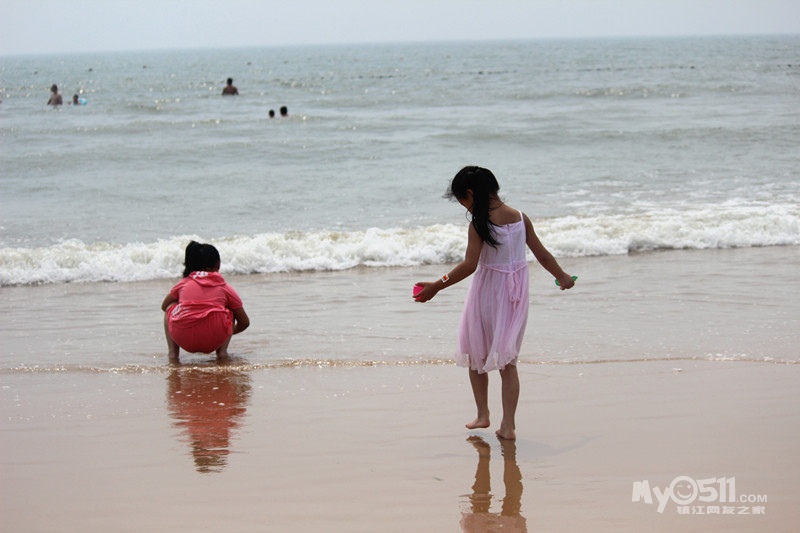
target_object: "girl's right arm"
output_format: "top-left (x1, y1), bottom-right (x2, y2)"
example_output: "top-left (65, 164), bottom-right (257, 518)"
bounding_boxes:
top-left (161, 294), bottom-right (178, 311)
top-left (414, 223), bottom-right (483, 302)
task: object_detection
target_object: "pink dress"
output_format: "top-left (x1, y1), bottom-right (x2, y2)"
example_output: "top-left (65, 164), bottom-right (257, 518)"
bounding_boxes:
top-left (455, 212), bottom-right (529, 373)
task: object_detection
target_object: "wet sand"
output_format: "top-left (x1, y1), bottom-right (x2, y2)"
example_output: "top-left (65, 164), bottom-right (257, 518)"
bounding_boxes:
top-left (2, 359), bottom-right (798, 532)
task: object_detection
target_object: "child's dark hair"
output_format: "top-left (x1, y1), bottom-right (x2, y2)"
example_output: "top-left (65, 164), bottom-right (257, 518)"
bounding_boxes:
top-left (182, 241), bottom-right (221, 277)
top-left (445, 166), bottom-right (501, 247)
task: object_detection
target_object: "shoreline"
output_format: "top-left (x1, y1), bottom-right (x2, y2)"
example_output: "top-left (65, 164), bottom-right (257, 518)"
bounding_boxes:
top-left (2, 246), bottom-right (799, 369)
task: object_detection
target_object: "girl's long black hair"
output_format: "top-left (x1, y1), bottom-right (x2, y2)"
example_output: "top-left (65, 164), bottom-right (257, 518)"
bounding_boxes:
top-left (445, 166), bottom-right (501, 248)
top-left (182, 241), bottom-right (221, 277)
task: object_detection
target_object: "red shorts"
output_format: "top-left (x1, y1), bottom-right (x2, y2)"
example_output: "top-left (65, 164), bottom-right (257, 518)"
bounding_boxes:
top-left (168, 308), bottom-right (233, 353)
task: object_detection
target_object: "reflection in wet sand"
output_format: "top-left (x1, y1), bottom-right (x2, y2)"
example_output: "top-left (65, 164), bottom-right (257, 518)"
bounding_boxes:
top-left (460, 436), bottom-right (527, 532)
top-left (166, 362), bottom-right (252, 473)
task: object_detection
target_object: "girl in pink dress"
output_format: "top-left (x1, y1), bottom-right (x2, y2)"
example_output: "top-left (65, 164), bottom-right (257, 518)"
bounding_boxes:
top-left (161, 241), bottom-right (250, 363)
top-left (415, 167), bottom-right (575, 440)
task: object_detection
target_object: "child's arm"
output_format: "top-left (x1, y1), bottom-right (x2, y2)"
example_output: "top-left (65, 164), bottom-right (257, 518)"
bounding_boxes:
top-left (523, 214), bottom-right (575, 290)
top-left (231, 307), bottom-right (250, 334)
top-left (161, 294), bottom-right (178, 311)
top-left (414, 223), bottom-right (482, 302)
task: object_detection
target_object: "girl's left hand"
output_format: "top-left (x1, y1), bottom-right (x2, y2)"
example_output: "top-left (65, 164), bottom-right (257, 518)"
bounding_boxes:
top-left (557, 274), bottom-right (576, 290)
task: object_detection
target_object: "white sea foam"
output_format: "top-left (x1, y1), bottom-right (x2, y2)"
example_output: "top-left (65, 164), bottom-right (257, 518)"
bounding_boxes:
top-left (537, 203), bottom-right (799, 256)
top-left (2, 204), bottom-right (797, 286)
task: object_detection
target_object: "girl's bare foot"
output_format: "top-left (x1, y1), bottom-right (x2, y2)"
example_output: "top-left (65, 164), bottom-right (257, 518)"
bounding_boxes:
top-left (495, 427), bottom-right (516, 440)
top-left (466, 416), bottom-right (491, 430)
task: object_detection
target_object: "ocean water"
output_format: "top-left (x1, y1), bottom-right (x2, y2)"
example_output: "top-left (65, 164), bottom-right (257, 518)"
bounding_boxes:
top-left (1, 36), bottom-right (799, 368)
top-left (2, 35), bottom-right (798, 283)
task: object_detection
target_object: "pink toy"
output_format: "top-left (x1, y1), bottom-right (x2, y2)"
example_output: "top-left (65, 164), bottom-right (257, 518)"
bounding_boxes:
top-left (413, 284), bottom-right (423, 297)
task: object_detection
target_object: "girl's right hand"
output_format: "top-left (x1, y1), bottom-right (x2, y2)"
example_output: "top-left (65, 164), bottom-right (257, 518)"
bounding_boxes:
top-left (413, 281), bottom-right (438, 302)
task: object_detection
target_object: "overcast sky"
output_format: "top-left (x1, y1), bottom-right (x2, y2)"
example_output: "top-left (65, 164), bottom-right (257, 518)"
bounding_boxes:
top-left (1, 0), bottom-right (798, 56)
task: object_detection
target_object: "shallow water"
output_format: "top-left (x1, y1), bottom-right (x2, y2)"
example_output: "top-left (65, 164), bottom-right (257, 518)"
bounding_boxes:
top-left (1, 247), bottom-right (797, 372)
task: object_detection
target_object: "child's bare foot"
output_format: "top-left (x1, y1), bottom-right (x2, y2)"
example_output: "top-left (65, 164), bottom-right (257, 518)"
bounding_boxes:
top-left (495, 427), bottom-right (516, 441)
top-left (216, 351), bottom-right (230, 360)
top-left (168, 352), bottom-right (180, 363)
top-left (466, 416), bottom-right (491, 430)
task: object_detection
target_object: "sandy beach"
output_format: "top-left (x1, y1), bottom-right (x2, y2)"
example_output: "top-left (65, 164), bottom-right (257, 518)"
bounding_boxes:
top-left (2, 247), bottom-right (799, 532)
top-left (2, 360), bottom-right (798, 532)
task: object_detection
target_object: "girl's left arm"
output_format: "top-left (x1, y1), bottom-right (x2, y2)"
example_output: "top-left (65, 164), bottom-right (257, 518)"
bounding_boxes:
top-left (232, 307), bottom-right (250, 334)
top-left (524, 214), bottom-right (575, 290)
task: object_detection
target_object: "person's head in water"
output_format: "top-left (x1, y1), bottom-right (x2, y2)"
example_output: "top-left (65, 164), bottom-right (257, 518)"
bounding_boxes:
top-left (222, 78), bottom-right (238, 95)
top-left (279, 106), bottom-right (288, 117)
top-left (182, 241), bottom-right (221, 277)
top-left (445, 166), bottom-right (502, 248)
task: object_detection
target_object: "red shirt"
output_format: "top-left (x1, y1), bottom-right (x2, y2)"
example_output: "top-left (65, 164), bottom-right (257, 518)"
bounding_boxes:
top-left (168, 271), bottom-right (243, 325)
